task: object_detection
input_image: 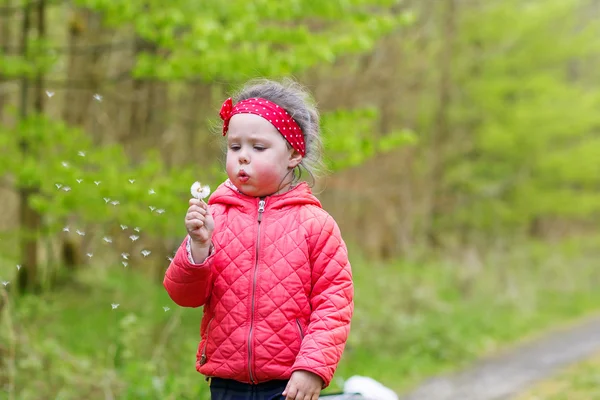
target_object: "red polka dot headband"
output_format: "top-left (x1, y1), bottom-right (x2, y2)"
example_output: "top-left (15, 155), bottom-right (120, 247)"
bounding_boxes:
top-left (220, 97), bottom-right (306, 157)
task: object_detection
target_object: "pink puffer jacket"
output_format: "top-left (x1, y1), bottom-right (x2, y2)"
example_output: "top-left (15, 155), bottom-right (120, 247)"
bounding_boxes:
top-left (163, 180), bottom-right (354, 387)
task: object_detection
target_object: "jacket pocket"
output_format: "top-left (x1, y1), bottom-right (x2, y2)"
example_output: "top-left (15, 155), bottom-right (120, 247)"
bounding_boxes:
top-left (200, 317), bottom-right (214, 366)
top-left (295, 319), bottom-right (305, 341)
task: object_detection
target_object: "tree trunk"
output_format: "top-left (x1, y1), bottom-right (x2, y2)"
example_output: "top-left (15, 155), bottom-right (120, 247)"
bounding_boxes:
top-left (17, 1), bottom-right (43, 293)
top-left (423, 0), bottom-right (456, 247)
top-left (0, 0), bottom-right (12, 119)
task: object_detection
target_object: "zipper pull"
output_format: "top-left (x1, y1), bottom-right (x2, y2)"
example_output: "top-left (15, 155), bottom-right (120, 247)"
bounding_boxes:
top-left (257, 200), bottom-right (265, 222)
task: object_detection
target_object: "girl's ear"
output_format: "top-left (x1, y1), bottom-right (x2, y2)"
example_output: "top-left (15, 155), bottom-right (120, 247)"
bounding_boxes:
top-left (288, 149), bottom-right (303, 169)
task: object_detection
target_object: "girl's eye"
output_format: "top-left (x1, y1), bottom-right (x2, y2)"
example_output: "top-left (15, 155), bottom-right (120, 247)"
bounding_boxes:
top-left (229, 145), bottom-right (240, 151)
top-left (254, 146), bottom-right (265, 151)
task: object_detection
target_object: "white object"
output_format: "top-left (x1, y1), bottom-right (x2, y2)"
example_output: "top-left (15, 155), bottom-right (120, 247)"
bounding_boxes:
top-left (343, 376), bottom-right (398, 400)
top-left (191, 181), bottom-right (210, 200)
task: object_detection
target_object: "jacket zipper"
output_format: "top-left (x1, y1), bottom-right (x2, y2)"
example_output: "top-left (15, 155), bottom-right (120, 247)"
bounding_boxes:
top-left (248, 198), bottom-right (265, 384)
top-left (199, 317), bottom-right (214, 366)
top-left (296, 319), bottom-right (305, 340)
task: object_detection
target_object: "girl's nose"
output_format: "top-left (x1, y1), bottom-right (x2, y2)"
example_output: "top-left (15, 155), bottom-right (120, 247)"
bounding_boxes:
top-left (238, 151), bottom-right (249, 164)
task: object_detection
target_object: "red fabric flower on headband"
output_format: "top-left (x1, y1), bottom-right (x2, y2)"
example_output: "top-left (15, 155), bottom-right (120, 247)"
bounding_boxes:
top-left (219, 97), bottom-right (306, 157)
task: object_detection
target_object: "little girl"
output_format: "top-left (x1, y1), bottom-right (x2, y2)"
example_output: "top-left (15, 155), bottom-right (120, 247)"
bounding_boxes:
top-left (164, 78), bottom-right (354, 400)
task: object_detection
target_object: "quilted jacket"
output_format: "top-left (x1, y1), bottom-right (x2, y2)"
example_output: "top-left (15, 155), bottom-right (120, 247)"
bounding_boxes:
top-left (163, 180), bottom-right (354, 387)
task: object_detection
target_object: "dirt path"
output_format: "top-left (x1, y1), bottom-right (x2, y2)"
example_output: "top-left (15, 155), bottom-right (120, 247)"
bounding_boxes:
top-left (399, 314), bottom-right (600, 400)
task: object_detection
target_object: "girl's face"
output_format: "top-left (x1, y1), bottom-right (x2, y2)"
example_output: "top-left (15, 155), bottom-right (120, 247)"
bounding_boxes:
top-left (226, 113), bottom-right (302, 197)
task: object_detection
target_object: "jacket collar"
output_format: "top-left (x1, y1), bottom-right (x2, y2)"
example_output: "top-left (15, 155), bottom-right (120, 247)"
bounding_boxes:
top-left (208, 179), bottom-right (322, 211)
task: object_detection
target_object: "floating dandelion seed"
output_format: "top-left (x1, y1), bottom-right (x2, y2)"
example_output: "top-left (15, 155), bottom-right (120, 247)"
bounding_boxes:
top-left (121, 253), bottom-right (129, 260)
top-left (163, 306), bottom-right (170, 312)
top-left (76, 179), bottom-right (83, 184)
top-left (120, 224), bottom-right (128, 230)
top-left (78, 151), bottom-right (86, 157)
top-left (141, 250), bottom-right (151, 257)
top-left (62, 186), bottom-right (71, 192)
top-left (156, 209), bottom-right (165, 214)
top-left (128, 179), bottom-right (135, 184)
top-left (93, 94), bottom-right (103, 102)
top-left (148, 189), bottom-right (156, 195)
top-left (55, 183), bottom-right (63, 189)
top-left (134, 227), bottom-right (140, 232)
top-left (61, 161), bottom-right (69, 168)
top-left (111, 201), bottom-right (120, 206)
top-left (191, 181), bottom-right (210, 200)
top-left (45, 90), bottom-right (54, 98)
top-left (111, 303), bottom-right (119, 309)
top-left (166, 256), bottom-right (173, 262)
top-left (63, 227), bottom-right (70, 232)
top-left (1, 281), bottom-right (9, 287)
top-left (16, 264), bottom-right (21, 270)
top-left (86, 253), bottom-right (93, 258)
top-left (76, 230), bottom-right (85, 236)
top-left (103, 236), bottom-right (113, 244)
top-left (149, 206), bottom-right (156, 211)
top-left (122, 261), bottom-right (128, 267)
top-left (129, 235), bottom-right (139, 242)
top-left (104, 198), bottom-right (111, 203)
top-left (94, 181), bottom-right (101, 186)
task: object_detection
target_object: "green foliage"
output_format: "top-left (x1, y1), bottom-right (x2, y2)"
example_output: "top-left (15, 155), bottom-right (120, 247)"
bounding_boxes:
top-left (435, 0), bottom-right (600, 234)
top-left (71, 0), bottom-right (412, 82)
top-left (322, 107), bottom-right (417, 171)
top-left (0, 109), bottom-right (216, 241)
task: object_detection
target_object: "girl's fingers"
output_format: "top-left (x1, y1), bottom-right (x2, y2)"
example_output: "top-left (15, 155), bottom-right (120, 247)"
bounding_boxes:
top-left (186, 211), bottom-right (206, 221)
top-left (189, 198), bottom-right (209, 210)
top-left (187, 205), bottom-right (207, 215)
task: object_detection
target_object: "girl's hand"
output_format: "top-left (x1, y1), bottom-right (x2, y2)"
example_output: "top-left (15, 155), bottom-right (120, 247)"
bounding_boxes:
top-left (185, 198), bottom-right (214, 245)
top-left (283, 370), bottom-right (323, 400)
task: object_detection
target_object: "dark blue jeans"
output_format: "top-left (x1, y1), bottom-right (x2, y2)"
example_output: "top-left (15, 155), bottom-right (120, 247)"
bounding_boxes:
top-left (209, 378), bottom-right (288, 400)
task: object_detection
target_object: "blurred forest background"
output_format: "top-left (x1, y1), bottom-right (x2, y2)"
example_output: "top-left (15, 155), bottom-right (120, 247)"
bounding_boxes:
top-left (1, 0), bottom-right (600, 399)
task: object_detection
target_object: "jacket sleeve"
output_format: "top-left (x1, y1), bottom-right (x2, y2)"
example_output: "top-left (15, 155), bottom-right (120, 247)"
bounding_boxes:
top-left (163, 236), bottom-right (214, 308)
top-left (291, 215), bottom-right (354, 388)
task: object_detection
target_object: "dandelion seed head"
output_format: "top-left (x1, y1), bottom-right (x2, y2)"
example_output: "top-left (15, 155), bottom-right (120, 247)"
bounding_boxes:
top-left (191, 181), bottom-right (210, 200)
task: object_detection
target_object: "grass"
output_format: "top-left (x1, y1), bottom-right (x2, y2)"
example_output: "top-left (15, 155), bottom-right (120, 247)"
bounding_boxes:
top-left (515, 352), bottom-right (600, 400)
top-left (1, 236), bottom-right (600, 399)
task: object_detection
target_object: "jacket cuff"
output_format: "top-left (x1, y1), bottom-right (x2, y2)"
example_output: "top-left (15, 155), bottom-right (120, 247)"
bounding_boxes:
top-left (186, 235), bottom-right (214, 264)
